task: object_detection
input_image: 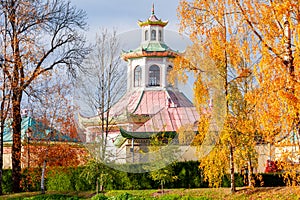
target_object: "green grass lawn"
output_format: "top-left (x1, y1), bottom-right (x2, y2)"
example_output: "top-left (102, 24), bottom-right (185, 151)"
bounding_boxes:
top-left (0, 187), bottom-right (300, 200)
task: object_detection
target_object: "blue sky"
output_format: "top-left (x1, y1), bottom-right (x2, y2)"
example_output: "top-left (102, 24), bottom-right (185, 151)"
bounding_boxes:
top-left (71, 0), bottom-right (194, 101)
top-left (71, 0), bottom-right (191, 52)
top-left (71, 0), bottom-right (181, 34)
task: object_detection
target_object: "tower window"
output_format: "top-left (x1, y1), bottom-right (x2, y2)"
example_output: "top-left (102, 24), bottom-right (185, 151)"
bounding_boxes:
top-left (149, 65), bottom-right (160, 86)
top-left (159, 30), bottom-right (162, 41)
top-left (134, 66), bottom-right (142, 87)
top-left (145, 30), bottom-right (148, 41)
top-left (151, 30), bottom-right (156, 40)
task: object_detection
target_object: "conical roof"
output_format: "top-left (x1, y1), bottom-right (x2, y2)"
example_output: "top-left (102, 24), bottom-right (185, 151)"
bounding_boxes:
top-left (138, 4), bottom-right (168, 27)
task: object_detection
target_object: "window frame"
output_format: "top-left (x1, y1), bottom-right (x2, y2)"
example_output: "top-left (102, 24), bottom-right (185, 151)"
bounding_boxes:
top-left (134, 66), bottom-right (142, 87)
top-left (148, 65), bottom-right (160, 86)
top-left (151, 30), bottom-right (156, 41)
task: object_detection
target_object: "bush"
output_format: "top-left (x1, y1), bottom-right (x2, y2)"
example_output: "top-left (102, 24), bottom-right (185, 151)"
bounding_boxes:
top-left (70, 167), bottom-right (93, 191)
top-left (158, 194), bottom-right (181, 200)
top-left (47, 171), bottom-right (73, 191)
top-left (91, 193), bottom-right (108, 200)
top-left (22, 194), bottom-right (80, 200)
top-left (2, 169), bottom-right (12, 194)
top-left (2, 162), bottom-right (289, 193)
top-left (158, 195), bottom-right (212, 200)
top-left (221, 174), bottom-right (244, 187)
top-left (181, 197), bottom-right (212, 200)
top-left (109, 192), bottom-right (141, 200)
top-left (254, 173), bottom-right (285, 187)
top-left (170, 161), bottom-right (207, 188)
top-left (21, 168), bottom-right (43, 192)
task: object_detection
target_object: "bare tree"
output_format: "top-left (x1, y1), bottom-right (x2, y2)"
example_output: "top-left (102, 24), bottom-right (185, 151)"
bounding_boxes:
top-left (0, 0), bottom-right (89, 192)
top-left (24, 71), bottom-right (79, 193)
top-left (77, 29), bottom-right (126, 191)
top-left (78, 29), bottom-right (126, 161)
top-left (0, 8), bottom-right (12, 194)
top-left (0, 56), bottom-right (11, 195)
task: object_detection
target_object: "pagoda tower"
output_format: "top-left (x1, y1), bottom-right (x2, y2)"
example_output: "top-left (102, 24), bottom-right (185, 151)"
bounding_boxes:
top-left (122, 4), bottom-right (179, 91)
top-left (78, 5), bottom-right (199, 164)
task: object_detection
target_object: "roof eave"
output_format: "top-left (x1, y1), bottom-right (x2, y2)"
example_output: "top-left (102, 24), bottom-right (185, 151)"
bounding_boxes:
top-left (122, 51), bottom-right (179, 61)
top-left (138, 20), bottom-right (168, 27)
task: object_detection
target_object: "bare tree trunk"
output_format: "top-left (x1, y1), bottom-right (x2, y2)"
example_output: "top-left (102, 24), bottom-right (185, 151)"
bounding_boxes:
top-left (41, 159), bottom-right (47, 194)
top-left (283, 17), bottom-right (294, 77)
top-left (12, 90), bottom-right (22, 193)
top-left (161, 181), bottom-right (164, 195)
top-left (248, 159), bottom-right (253, 187)
top-left (96, 177), bottom-right (99, 194)
top-left (100, 173), bottom-right (104, 192)
top-left (230, 145), bottom-right (235, 193)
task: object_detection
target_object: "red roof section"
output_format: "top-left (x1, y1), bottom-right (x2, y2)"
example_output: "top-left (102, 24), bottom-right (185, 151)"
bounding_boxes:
top-left (134, 91), bottom-right (167, 115)
top-left (109, 90), bottom-right (143, 117)
top-left (110, 89), bottom-right (194, 117)
top-left (107, 89), bottom-right (199, 134)
top-left (135, 107), bottom-right (199, 133)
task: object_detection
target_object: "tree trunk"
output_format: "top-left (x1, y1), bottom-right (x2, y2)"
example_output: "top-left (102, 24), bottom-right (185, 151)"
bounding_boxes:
top-left (230, 145), bottom-right (235, 193)
top-left (96, 177), bottom-right (99, 194)
top-left (248, 159), bottom-right (253, 187)
top-left (283, 18), bottom-right (294, 77)
top-left (100, 173), bottom-right (104, 192)
top-left (41, 159), bottom-right (47, 194)
top-left (12, 90), bottom-right (22, 193)
top-left (0, 170), bottom-right (2, 195)
top-left (0, 124), bottom-right (4, 195)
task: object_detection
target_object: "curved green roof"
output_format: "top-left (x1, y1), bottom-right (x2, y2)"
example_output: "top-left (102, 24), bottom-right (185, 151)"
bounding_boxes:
top-left (119, 127), bottom-right (177, 139)
top-left (3, 116), bottom-right (79, 143)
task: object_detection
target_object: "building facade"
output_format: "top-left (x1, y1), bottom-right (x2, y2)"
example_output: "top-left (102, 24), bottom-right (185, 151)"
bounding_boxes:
top-left (78, 5), bottom-right (199, 164)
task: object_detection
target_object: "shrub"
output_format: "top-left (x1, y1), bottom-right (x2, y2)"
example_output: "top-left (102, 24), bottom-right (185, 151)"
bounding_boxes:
top-left (91, 193), bottom-right (108, 200)
top-left (70, 167), bottom-right (92, 191)
top-left (254, 173), bottom-right (285, 187)
top-left (158, 194), bottom-right (181, 200)
top-left (22, 194), bottom-right (80, 200)
top-left (109, 192), bottom-right (141, 200)
top-left (2, 169), bottom-right (12, 194)
top-left (221, 174), bottom-right (244, 187)
top-left (47, 171), bottom-right (73, 191)
top-left (21, 168), bottom-right (43, 192)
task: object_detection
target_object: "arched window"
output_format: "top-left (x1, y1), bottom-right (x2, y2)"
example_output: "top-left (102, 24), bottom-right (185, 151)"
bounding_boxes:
top-left (134, 66), bottom-right (142, 87)
top-left (149, 65), bottom-right (160, 86)
top-left (151, 30), bottom-right (156, 40)
top-left (145, 30), bottom-right (148, 41)
top-left (159, 30), bottom-right (162, 41)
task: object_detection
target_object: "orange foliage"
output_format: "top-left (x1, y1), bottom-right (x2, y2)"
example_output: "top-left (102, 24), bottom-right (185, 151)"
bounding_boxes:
top-left (60, 118), bottom-right (80, 140)
top-left (178, 0), bottom-right (300, 185)
top-left (22, 142), bottom-right (88, 168)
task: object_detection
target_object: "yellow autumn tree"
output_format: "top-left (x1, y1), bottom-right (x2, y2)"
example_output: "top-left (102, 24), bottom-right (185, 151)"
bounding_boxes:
top-left (176, 0), bottom-right (260, 192)
top-left (178, 0), bottom-right (300, 186)
top-left (233, 0), bottom-right (300, 184)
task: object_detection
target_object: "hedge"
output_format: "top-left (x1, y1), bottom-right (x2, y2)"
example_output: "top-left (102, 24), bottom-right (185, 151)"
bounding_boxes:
top-left (0, 162), bottom-right (290, 193)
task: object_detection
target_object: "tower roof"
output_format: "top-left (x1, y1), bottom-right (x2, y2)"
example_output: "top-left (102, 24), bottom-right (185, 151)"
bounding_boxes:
top-left (121, 42), bottom-right (179, 61)
top-left (138, 4), bottom-right (168, 27)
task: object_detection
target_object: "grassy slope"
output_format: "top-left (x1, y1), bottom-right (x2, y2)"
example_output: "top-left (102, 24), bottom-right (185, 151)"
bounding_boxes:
top-left (105, 187), bottom-right (300, 200)
top-left (0, 187), bottom-right (300, 199)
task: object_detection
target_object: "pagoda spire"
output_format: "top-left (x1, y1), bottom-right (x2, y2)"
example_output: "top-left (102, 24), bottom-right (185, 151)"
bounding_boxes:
top-left (138, 4), bottom-right (168, 27)
top-left (152, 3), bottom-right (155, 15)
